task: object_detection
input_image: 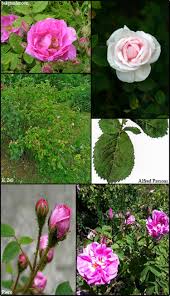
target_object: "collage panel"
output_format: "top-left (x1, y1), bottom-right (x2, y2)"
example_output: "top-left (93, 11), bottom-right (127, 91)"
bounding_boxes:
top-left (1, 184), bottom-right (76, 295)
top-left (91, 0), bottom-right (169, 119)
top-left (1, 0), bottom-right (91, 73)
top-left (1, 73), bottom-right (91, 184)
top-left (76, 184), bottom-right (169, 295)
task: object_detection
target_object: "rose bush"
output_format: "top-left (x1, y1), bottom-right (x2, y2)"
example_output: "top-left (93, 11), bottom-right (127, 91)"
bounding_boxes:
top-left (107, 25), bottom-right (161, 83)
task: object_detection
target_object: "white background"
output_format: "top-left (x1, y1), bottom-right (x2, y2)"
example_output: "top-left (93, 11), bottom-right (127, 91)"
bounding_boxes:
top-left (92, 119), bottom-right (169, 184)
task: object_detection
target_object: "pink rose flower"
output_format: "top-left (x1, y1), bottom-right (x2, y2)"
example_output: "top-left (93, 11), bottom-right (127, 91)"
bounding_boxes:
top-left (25, 18), bottom-right (77, 62)
top-left (77, 242), bottom-right (119, 285)
top-left (18, 253), bottom-right (28, 271)
top-left (49, 204), bottom-right (71, 239)
top-left (107, 25), bottom-right (161, 82)
top-left (146, 210), bottom-right (169, 240)
top-left (39, 234), bottom-right (54, 263)
top-left (108, 208), bottom-right (114, 220)
top-left (125, 214), bottom-right (135, 225)
top-left (32, 271), bottom-right (47, 292)
top-left (1, 14), bottom-right (22, 43)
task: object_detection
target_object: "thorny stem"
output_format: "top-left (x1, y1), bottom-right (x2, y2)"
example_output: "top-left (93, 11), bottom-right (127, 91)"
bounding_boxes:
top-left (32, 226), bottom-right (42, 272)
top-left (22, 246), bottom-right (50, 294)
top-left (12, 269), bottom-right (20, 295)
top-left (14, 236), bottom-right (33, 271)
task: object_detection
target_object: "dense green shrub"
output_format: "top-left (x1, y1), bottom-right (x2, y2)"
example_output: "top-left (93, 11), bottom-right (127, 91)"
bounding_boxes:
top-left (77, 185), bottom-right (169, 295)
top-left (92, 0), bottom-right (169, 118)
top-left (1, 76), bottom-right (90, 183)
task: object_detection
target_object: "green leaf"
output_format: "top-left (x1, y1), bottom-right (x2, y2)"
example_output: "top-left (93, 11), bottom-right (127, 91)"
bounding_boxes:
top-left (1, 52), bottom-right (11, 65)
top-left (92, 46), bottom-right (108, 66)
top-left (34, 14), bottom-right (54, 21)
top-left (1, 224), bottom-right (15, 237)
top-left (9, 34), bottom-right (24, 54)
top-left (14, 5), bottom-right (31, 15)
top-left (13, 16), bottom-right (33, 28)
top-left (1, 44), bottom-right (11, 54)
top-left (99, 119), bottom-right (121, 134)
top-left (6, 262), bottom-right (13, 274)
top-left (23, 53), bottom-right (34, 64)
top-left (124, 127), bottom-right (141, 134)
top-left (133, 119), bottom-right (168, 138)
top-left (149, 266), bottom-right (162, 278)
top-left (18, 236), bottom-right (33, 245)
top-left (111, 243), bottom-right (119, 249)
top-left (32, 1), bottom-right (48, 13)
top-left (1, 280), bottom-right (13, 289)
top-left (136, 79), bottom-right (156, 92)
top-left (140, 266), bottom-right (150, 282)
top-left (129, 96), bottom-right (139, 110)
top-left (55, 281), bottom-right (73, 295)
top-left (29, 64), bottom-right (42, 73)
top-left (11, 54), bottom-right (19, 71)
top-left (2, 241), bottom-right (20, 263)
top-left (93, 131), bottom-right (134, 182)
top-left (155, 90), bottom-right (166, 105)
top-left (92, 34), bottom-right (98, 48)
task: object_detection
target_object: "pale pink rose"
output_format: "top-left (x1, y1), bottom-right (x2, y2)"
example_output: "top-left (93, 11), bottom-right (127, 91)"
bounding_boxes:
top-left (39, 234), bottom-right (54, 263)
top-left (49, 204), bottom-right (71, 239)
top-left (1, 15), bottom-right (23, 43)
top-left (32, 271), bottom-right (47, 292)
top-left (107, 25), bottom-right (161, 82)
top-left (108, 208), bottom-right (114, 220)
top-left (77, 242), bottom-right (119, 285)
top-left (125, 214), bottom-right (135, 225)
top-left (25, 18), bottom-right (77, 62)
top-left (146, 210), bottom-right (169, 240)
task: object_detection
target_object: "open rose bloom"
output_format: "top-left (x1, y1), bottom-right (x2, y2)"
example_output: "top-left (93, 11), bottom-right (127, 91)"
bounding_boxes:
top-left (77, 242), bottom-right (119, 285)
top-left (107, 25), bottom-right (161, 82)
top-left (146, 210), bottom-right (169, 240)
top-left (26, 18), bottom-right (77, 62)
top-left (1, 15), bottom-right (22, 43)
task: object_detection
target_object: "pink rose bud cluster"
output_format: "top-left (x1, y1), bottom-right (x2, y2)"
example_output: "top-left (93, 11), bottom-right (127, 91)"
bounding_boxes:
top-left (25, 18), bottom-right (77, 62)
top-left (108, 208), bottom-right (114, 220)
top-left (77, 242), bottom-right (119, 285)
top-left (48, 204), bottom-right (71, 241)
top-left (125, 214), bottom-right (135, 225)
top-left (18, 253), bottom-right (28, 272)
top-left (146, 210), bottom-right (169, 240)
top-left (32, 271), bottom-right (47, 292)
top-left (39, 234), bottom-right (54, 263)
top-left (1, 14), bottom-right (23, 43)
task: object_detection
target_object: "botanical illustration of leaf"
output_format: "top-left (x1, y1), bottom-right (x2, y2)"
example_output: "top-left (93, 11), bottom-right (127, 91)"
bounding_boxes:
top-left (133, 119), bottom-right (168, 138)
top-left (93, 131), bottom-right (134, 182)
top-left (99, 119), bottom-right (121, 134)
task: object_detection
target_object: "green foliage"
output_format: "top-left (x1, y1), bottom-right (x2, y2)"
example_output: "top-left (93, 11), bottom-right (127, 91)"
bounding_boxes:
top-left (92, 0), bottom-right (169, 118)
top-left (133, 119), bottom-right (168, 138)
top-left (1, 224), bottom-right (15, 237)
top-left (18, 236), bottom-right (33, 245)
top-left (2, 241), bottom-right (20, 263)
top-left (55, 281), bottom-right (73, 295)
top-left (1, 1), bottom-right (91, 73)
top-left (77, 184), bottom-right (169, 295)
top-left (1, 75), bottom-right (90, 183)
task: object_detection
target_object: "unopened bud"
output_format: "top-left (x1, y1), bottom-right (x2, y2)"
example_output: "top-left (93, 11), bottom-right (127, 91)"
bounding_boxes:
top-left (18, 253), bottom-right (28, 272)
top-left (36, 198), bottom-right (49, 228)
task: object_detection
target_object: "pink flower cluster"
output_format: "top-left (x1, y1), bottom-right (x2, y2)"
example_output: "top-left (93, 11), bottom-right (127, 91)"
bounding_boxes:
top-left (146, 210), bottom-right (169, 240)
top-left (77, 242), bottom-right (119, 285)
top-left (1, 15), bottom-right (22, 43)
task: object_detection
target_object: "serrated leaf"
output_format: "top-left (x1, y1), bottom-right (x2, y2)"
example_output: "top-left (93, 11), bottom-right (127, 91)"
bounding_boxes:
top-left (124, 127), bottom-right (141, 134)
top-left (1, 280), bottom-right (13, 289)
top-left (55, 281), bottom-right (73, 295)
top-left (23, 53), bottom-right (34, 64)
top-left (93, 131), bottom-right (134, 182)
top-left (99, 119), bottom-right (121, 134)
top-left (18, 236), bottom-right (33, 245)
top-left (29, 64), bottom-right (42, 73)
top-left (2, 52), bottom-right (11, 65)
top-left (133, 119), bottom-right (168, 138)
top-left (2, 241), bottom-right (20, 263)
top-left (32, 1), bottom-right (48, 13)
top-left (1, 224), bottom-right (15, 237)
top-left (9, 34), bottom-right (24, 54)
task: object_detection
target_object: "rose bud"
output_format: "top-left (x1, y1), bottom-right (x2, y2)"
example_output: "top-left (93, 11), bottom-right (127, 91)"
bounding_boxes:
top-left (39, 234), bottom-right (54, 263)
top-left (125, 211), bottom-right (131, 218)
top-left (41, 64), bottom-right (53, 73)
top-left (18, 253), bottom-right (28, 272)
top-left (32, 271), bottom-right (47, 292)
top-left (35, 198), bottom-right (49, 228)
top-left (48, 204), bottom-right (71, 246)
top-left (108, 208), bottom-right (114, 220)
